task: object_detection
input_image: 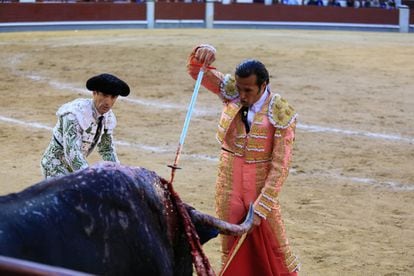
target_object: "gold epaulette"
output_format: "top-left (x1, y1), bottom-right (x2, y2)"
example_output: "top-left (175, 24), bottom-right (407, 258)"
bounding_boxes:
top-left (268, 94), bottom-right (297, 129)
top-left (220, 74), bottom-right (239, 101)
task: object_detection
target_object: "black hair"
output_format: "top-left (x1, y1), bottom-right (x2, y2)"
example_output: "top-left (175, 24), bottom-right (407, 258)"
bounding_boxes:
top-left (235, 59), bottom-right (269, 87)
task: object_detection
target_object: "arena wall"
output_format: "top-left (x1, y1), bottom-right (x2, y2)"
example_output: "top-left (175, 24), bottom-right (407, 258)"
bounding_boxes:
top-left (0, 2), bottom-right (412, 27)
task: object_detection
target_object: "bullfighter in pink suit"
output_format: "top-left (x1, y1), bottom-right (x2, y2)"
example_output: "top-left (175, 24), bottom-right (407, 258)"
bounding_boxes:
top-left (187, 44), bottom-right (300, 275)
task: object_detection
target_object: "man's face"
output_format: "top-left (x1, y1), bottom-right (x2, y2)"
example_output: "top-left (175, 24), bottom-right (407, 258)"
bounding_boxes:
top-left (235, 74), bottom-right (266, 107)
top-left (92, 91), bottom-right (118, 114)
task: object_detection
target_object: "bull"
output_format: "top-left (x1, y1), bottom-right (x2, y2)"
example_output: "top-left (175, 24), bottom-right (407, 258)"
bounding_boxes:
top-left (0, 162), bottom-right (253, 275)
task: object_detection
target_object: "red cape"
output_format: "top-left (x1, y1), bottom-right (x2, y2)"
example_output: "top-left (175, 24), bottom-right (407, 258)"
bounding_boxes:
top-left (221, 221), bottom-right (297, 276)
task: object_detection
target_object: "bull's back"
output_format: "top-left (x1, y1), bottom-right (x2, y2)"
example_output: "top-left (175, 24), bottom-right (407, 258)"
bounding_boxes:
top-left (0, 162), bottom-right (176, 275)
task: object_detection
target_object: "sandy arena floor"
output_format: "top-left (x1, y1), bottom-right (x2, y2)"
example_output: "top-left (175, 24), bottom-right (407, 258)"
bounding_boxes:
top-left (0, 29), bottom-right (413, 275)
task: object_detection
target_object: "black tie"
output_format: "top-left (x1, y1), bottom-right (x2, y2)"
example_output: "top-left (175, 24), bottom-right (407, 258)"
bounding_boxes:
top-left (92, 116), bottom-right (104, 147)
top-left (241, 106), bottom-right (250, 133)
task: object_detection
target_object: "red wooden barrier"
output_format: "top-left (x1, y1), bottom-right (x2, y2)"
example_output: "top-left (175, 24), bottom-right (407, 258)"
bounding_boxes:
top-left (214, 3), bottom-right (400, 25)
top-left (0, 3), bottom-right (412, 29)
top-left (0, 3), bottom-right (146, 22)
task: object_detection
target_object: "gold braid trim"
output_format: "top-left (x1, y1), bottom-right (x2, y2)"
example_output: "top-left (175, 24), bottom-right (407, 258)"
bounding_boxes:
top-left (254, 188), bottom-right (279, 220)
top-left (286, 253), bottom-right (301, 272)
top-left (216, 103), bottom-right (240, 144)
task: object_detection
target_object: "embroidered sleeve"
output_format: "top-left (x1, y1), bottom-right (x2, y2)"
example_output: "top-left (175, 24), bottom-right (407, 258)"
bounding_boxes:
top-left (187, 45), bottom-right (236, 103)
top-left (97, 131), bottom-right (120, 163)
top-left (61, 114), bottom-right (88, 172)
top-left (254, 121), bottom-right (296, 219)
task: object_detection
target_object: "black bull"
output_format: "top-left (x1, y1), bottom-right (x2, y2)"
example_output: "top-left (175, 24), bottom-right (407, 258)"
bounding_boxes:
top-left (0, 162), bottom-right (253, 275)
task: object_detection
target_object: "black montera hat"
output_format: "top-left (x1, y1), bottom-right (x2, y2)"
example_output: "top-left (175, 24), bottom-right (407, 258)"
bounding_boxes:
top-left (86, 73), bottom-right (130, 97)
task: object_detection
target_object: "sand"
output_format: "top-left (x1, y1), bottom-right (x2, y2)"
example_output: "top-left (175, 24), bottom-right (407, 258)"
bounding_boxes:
top-left (0, 29), bottom-right (413, 275)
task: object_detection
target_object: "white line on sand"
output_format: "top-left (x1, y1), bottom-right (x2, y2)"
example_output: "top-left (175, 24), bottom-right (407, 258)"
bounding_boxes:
top-left (0, 115), bottom-right (412, 191)
top-left (3, 57), bottom-right (413, 144)
top-left (29, 74), bottom-right (217, 116)
top-left (297, 123), bottom-right (414, 143)
top-left (0, 115), bottom-right (214, 161)
top-left (295, 170), bottom-right (414, 192)
top-left (17, 73), bottom-right (414, 143)
top-left (0, 115), bottom-right (52, 131)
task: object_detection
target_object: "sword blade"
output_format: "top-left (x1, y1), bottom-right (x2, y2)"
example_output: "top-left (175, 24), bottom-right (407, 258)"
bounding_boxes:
top-left (179, 68), bottom-right (204, 146)
top-left (169, 68), bottom-right (205, 183)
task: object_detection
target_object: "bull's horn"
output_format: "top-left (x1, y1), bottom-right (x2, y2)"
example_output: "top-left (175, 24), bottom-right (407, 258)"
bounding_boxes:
top-left (185, 203), bottom-right (254, 236)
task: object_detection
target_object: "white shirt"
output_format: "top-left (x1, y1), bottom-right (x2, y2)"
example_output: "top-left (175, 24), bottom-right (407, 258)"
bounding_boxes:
top-left (246, 88), bottom-right (270, 127)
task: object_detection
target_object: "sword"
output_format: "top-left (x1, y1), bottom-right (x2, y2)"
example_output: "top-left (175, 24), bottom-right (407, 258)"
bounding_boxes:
top-left (168, 67), bottom-right (205, 184)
